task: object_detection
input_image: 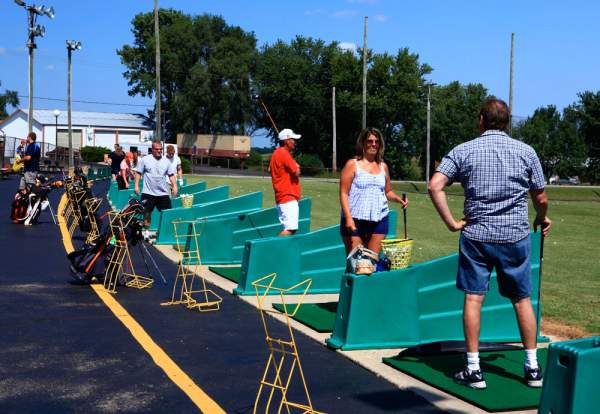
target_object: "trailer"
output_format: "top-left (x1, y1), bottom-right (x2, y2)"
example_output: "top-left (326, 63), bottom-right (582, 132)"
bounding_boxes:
top-left (176, 133), bottom-right (251, 158)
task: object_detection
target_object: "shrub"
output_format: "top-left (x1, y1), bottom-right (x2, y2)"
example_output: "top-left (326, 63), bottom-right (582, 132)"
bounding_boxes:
top-left (247, 150), bottom-right (264, 166)
top-left (180, 156), bottom-right (191, 174)
top-left (296, 153), bottom-right (324, 176)
top-left (80, 146), bottom-right (110, 162)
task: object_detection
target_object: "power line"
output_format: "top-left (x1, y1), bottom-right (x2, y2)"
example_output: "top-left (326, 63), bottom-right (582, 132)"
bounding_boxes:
top-left (18, 95), bottom-right (152, 108)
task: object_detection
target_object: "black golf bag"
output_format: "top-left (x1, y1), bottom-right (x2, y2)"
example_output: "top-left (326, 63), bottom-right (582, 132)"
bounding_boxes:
top-left (11, 175), bottom-right (61, 225)
top-left (67, 169), bottom-right (96, 233)
top-left (67, 198), bottom-right (145, 284)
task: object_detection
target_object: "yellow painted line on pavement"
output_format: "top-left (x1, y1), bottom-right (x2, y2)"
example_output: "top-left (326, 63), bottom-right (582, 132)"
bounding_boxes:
top-left (57, 194), bottom-right (225, 414)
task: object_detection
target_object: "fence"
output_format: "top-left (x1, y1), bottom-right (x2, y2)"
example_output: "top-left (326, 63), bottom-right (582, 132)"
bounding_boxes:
top-left (1, 135), bottom-right (79, 171)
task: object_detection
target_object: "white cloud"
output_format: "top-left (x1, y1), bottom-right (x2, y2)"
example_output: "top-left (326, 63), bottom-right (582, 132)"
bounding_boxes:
top-left (333, 9), bottom-right (357, 18)
top-left (46, 64), bottom-right (55, 71)
top-left (338, 42), bottom-right (357, 53)
top-left (304, 9), bottom-right (325, 16)
top-left (374, 14), bottom-right (388, 22)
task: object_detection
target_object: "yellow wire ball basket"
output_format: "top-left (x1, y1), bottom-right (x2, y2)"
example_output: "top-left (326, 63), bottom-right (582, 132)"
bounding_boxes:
top-left (180, 194), bottom-right (194, 208)
top-left (381, 238), bottom-right (413, 270)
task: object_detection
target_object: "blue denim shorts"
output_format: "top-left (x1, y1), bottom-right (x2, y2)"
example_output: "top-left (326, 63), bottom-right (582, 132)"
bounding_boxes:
top-left (340, 215), bottom-right (389, 238)
top-left (457, 234), bottom-right (532, 300)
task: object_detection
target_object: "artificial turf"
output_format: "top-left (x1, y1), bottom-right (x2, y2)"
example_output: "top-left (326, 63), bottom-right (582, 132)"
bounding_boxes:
top-left (383, 348), bottom-right (548, 412)
top-left (208, 266), bottom-right (242, 283)
top-left (272, 302), bottom-right (337, 332)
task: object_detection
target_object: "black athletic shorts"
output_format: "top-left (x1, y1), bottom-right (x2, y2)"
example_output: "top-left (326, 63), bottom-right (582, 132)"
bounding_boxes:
top-left (140, 193), bottom-right (172, 216)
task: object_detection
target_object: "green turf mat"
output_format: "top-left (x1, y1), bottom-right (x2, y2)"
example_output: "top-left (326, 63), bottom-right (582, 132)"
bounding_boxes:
top-left (208, 266), bottom-right (242, 283)
top-left (272, 302), bottom-right (337, 333)
top-left (383, 348), bottom-right (548, 412)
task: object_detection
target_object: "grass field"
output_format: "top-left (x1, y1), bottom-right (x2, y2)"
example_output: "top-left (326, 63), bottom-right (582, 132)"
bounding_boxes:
top-left (189, 175), bottom-right (600, 335)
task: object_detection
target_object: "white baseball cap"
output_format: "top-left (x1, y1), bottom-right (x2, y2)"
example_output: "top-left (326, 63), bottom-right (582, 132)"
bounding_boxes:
top-left (278, 128), bottom-right (301, 141)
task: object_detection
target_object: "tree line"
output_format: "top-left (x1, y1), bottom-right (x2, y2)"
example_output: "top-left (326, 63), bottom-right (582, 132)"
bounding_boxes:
top-left (4, 9), bottom-right (598, 183)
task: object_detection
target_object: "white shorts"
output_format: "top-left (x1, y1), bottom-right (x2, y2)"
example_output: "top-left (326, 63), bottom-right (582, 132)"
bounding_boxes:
top-left (276, 200), bottom-right (299, 231)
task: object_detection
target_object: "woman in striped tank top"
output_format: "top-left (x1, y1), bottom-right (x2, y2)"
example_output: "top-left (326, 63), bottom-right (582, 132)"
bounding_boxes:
top-left (339, 128), bottom-right (409, 255)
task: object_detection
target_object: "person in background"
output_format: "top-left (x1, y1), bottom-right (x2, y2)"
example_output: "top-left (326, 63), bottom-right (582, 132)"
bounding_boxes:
top-left (118, 152), bottom-right (134, 190)
top-left (108, 144), bottom-right (125, 180)
top-left (269, 128), bottom-right (301, 236)
top-left (134, 141), bottom-right (177, 234)
top-left (339, 127), bottom-right (408, 256)
top-left (428, 97), bottom-right (551, 390)
top-left (17, 132), bottom-right (41, 190)
top-left (165, 145), bottom-right (183, 187)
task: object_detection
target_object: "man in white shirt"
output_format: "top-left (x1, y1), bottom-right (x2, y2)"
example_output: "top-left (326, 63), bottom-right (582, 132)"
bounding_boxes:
top-left (165, 144), bottom-right (183, 187)
top-left (134, 141), bottom-right (178, 228)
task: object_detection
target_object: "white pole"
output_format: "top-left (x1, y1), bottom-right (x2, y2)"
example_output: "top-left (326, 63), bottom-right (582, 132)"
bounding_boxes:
top-left (332, 86), bottom-right (337, 173)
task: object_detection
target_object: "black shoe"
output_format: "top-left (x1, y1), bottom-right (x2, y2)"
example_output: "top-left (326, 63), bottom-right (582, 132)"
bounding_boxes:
top-left (454, 367), bottom-right (487, 389)
top-left (524, 366), bottom-right (543, 387)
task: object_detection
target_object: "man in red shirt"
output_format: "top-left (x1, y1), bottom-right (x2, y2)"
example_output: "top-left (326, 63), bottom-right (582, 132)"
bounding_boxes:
top-left (269, 128), bottom-right (301, 235)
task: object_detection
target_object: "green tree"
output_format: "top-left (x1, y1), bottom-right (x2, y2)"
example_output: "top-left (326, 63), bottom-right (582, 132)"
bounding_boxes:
top-left (569, 91), bottom-right (600, 183)
top-left (0, 81), bottom-right (19, 119)
top-left (118, 10), bottom-right (257, 140)
top-left (514, 105), bottom-right (586, 178)
top-left (253, 37), bottom-right (433, 177)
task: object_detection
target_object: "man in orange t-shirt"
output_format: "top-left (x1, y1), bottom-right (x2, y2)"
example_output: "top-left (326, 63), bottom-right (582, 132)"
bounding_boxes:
top-left (269, 128), bottom-right (301, 235)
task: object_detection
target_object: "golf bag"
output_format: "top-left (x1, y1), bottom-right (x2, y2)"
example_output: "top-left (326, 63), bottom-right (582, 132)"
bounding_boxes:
top-left (11, 175), bottom-right (62, 225)
top-left (67, 169), bottom-right (96, 232)
top-left (67, 198), bottom-right (145, 284)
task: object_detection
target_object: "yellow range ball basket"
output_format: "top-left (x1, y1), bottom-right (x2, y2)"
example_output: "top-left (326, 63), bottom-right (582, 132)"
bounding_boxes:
top-left (381, 238), bottom-right (413, 270)
top-left (180, 194), bottom-right (194, 209)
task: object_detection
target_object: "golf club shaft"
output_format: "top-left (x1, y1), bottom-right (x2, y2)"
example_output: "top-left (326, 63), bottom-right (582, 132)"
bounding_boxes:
top-left (536, 231), bottom-right (544, 335)
top-left (260, 101), bottom-right (279, 134)
top-left (402, 193), bottom-right (407, 240)
top-left (141, 241), bottom-right (167, 284)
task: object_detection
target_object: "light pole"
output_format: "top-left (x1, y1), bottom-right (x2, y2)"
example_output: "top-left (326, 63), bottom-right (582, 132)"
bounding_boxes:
top-left (154, 0), bottom-right (162, 142)
top-left (14, 0), bottom-right (55, 134)
top-left (424, 82), bottom-right (436, 184)
top-left (53, 109), bottom-right (59, 164)
top-left (66, 40), bottom-right (81, 174)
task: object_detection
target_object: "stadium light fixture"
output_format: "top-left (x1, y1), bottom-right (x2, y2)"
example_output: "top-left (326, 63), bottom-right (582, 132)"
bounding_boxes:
top-left (14, 0), bottom-right (55, 133)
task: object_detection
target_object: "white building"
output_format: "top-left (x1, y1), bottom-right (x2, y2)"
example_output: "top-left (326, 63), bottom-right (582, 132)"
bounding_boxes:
top-left (0, 108), bottom-right (155, 154)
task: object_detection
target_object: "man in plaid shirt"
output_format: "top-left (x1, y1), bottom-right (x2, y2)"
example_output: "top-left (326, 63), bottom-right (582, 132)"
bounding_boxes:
top-left (428, 98), bottom-right (552, 390)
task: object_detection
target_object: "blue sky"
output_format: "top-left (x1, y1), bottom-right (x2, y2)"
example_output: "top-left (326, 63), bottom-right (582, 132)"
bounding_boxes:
top-left (2, 0), bottom-right (599, 147)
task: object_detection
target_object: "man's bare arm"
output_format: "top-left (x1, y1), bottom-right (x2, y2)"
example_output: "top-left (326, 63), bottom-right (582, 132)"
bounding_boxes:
top-left (530, 189), bottom-right (551, 236)
top-left (428, 172), bottom-right (465, 232)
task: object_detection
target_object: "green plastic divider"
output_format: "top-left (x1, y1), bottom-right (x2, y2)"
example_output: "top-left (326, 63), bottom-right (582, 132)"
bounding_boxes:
top-left (155, 192), bottom-right (263, 245)
top-left (325, 232), bottom-right (543, 350)
top-left (148, 186), bottom-right (229, 231)
top-left (383, 348), bottom-right (548, 412)
top-left (233, 210), bottom-right (398, 296)
top-left (539, 337), bottom-right (600, 414)
top-left (110, 179), bottom-right (198, 211)
top-left (183, 198), bottom-right (311, 265)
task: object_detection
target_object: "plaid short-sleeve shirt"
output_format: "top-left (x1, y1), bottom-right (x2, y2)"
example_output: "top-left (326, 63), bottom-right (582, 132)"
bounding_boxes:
top-left (437, 130), bottom-right (545, 243)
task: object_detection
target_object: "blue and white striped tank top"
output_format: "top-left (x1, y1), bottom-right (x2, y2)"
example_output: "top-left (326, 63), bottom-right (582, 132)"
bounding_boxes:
top-left (346, 159), bottom-right (389, 222)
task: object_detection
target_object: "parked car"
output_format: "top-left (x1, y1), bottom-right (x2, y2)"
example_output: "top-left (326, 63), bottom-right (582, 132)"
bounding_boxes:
top-left (558, 176), bottom-right (580, 185)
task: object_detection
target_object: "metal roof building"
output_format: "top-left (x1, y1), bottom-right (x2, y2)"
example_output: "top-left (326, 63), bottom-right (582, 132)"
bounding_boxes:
top-left (0, 108), bottom-right (155, 152)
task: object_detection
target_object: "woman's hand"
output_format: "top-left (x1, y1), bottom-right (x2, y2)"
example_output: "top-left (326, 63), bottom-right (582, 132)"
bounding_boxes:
top-left (345, 217), bottom-right (357, 233)
top-left (398, 196), bottom-right (409, 209)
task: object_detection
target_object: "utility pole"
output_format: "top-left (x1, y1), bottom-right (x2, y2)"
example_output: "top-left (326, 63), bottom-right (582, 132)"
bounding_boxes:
top-left (426, 85), bottom-right (431, 184)
top-left (66, 40), bottom-right (81, 174)
top-left (154, 0), bottom-right (162, 143)
top-left (509, 32), bottom-right (515, 135)
top-left (362, 16), bottom-right (368, 129)
top-left (27, 10), bottom-right (35, 134)
top-left (332, 86), bottom-right (337, 173)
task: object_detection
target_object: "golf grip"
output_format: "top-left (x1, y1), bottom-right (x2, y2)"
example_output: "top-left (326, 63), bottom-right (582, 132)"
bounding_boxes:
top-left (402, 193), bottom-right (407, 240)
